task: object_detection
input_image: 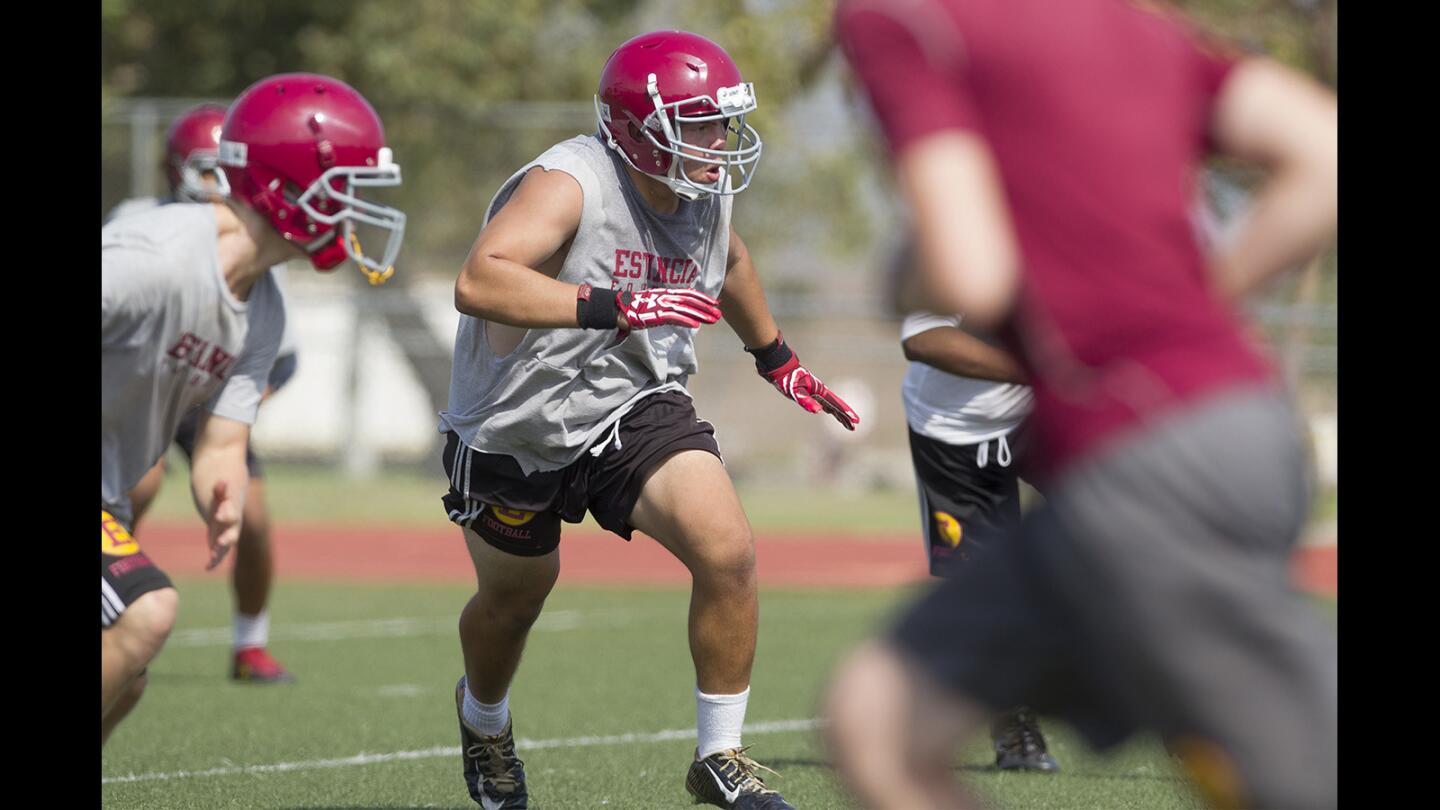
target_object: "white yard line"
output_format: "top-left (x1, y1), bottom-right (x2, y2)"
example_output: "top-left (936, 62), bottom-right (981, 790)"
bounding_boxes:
top-left (165, 609), bottom-right (600, 648)
top-left (102, 718), bottom-right (824, 785)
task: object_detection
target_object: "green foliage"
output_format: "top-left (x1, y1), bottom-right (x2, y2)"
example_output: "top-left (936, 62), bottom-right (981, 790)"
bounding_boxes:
top-left (102, 0), bottom-right (1333, 271)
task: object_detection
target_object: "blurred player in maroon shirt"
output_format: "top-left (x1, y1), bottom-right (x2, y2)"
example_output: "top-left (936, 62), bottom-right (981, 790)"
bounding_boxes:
top-left (825, 1), bottom-right (1337, 808)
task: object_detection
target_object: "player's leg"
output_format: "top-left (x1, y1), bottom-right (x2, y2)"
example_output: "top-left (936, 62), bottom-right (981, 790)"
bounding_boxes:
top-left (442, 432), bottom-right (563, 808)
top-left (907, 427), bottom-right (1058, 772)
top-left (458, 525), bottom-right (561, 703)
top-left (102, 588), bottom-right (177, 714)
top-left (229, 455), bottom-right (294, 683)
top-left (826, 486), bottom-right (1094, 809)
top-left (101, 671), bottom-right (147, 745)
top-left (451, 526), bottom-right (558, 809)
top-left (102, 507), bottom-right (179, 746)
top-left (627, 449), bottom-right (798, 809)
top-left (630, 449), bottom-right (757, 696)
top-left (826, 640), bottom-right (991, 810)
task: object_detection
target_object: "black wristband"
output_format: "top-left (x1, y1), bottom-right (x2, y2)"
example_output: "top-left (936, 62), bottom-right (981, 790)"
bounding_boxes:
top-left (577, 284), bottom-right (625, 329)
top-left (744, 330), bottom-right (793, 374)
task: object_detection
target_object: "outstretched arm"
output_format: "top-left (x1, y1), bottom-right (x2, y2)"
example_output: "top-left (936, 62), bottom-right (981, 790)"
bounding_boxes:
top-left (723, 227), bottom-right (860, 430)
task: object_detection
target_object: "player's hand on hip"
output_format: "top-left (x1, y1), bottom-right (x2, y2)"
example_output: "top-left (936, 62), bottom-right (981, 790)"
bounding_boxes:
top-left (748, 331), bottom-right (861, 431)
top-left (205, 480), bottom-right (241, 571)
top-left (619, 288), bottom-right (722, 330)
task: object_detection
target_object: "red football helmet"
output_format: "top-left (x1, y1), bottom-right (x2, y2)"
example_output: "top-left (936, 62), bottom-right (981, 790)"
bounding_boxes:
top-left (218, 73), bottom-right (405, 283)
top-left (595, 31), bottom-right (762, 199)
top-left (165, 103), bottom-right (230, 203)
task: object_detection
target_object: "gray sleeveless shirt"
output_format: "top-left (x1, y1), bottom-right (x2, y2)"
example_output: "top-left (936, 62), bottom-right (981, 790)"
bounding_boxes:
top-left (439, 133), bottom-right (732, 475)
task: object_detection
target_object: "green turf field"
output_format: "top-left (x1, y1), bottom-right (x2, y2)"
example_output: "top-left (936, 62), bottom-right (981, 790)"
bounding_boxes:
top-left (101, 577), bottom-right (1337, 809)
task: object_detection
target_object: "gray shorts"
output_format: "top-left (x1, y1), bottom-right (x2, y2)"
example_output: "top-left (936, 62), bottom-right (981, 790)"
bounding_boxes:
top-left (889, 385), bottom-right (1336, 808)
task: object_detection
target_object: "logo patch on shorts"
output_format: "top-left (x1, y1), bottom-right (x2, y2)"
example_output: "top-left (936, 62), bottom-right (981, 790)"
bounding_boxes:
top-left (491, 506), bottom-right (537, 527)
top-left (101, 510), bottom-right (141, 557)
top-left (933, 511), bottom-right (962, 548)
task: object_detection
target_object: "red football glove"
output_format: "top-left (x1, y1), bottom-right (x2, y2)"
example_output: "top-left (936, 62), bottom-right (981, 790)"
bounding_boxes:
top-left (620, 288), bottom-right (722, 330)
top-left (747, 331), bottom-right (860, 431)
top-left (577, 284), bottom-right (722, 340)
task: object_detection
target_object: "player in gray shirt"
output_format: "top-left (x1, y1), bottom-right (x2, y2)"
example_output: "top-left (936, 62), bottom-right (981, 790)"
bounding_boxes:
top-left (439, 32), bottom-right (857, 810)
top-left (102, 73), bottom-right (406, 747)
top-left (110, 102), bottom-right (304, 687)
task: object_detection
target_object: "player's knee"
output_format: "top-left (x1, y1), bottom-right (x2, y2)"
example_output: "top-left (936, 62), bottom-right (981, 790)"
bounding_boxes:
top-left (473, 586), bottom-right (549, 634)
top-left (122, 588), bottom-right (179, 656)
top-left (689, 526), bottom-right (756, 585)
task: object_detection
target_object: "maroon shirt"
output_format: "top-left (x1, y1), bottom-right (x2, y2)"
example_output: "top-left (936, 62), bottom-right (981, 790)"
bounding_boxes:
top-left (836, 0), bottom-right (1273, 476)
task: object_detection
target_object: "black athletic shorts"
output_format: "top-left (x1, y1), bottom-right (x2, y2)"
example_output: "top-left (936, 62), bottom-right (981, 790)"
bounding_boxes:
top-left (908, 425), bottom-right (1035, 576)
top-left (101, 509), bottom-right (174, 630)
top-left (441, 390), bottom-right (723, 556)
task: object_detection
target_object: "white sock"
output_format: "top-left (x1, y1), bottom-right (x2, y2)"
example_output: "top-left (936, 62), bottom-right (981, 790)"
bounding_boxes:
top-left (696, 686), bottom-right (749, 758)
top-left (464, 686), bottom-right (511, 737)
top-left (233, 611), bottom-right (270, 650)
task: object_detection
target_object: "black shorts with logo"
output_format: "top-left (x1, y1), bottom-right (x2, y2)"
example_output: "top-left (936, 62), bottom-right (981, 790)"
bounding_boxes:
top-left (908, 424), bottom-right (1036, 577)
top-left (441, 390), bottom-right (722, 556)
top-left (101, 509), bottom-right (174, 629)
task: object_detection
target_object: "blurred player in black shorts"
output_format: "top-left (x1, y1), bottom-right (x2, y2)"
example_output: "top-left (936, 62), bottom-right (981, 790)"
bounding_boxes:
top-left (899, 299), bottom-right (1059, 773)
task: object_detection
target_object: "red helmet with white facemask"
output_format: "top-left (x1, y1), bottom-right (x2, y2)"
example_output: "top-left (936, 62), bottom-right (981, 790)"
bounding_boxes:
top-left (165, 103), bottom-right (230, 203)
top-left (218, 73), bottom-right (405, 284)
top-left (595, 31), bottom-right (762, 200)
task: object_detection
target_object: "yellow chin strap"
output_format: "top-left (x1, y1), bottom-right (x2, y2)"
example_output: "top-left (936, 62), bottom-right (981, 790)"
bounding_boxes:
top-left (349, 232), bottom-right (395, 286)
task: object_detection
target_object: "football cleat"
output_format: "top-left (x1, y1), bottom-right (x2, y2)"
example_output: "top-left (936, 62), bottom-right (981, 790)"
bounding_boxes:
top-left (992, 706), bottom-right (1060, 772)
top-left (456, 677), bottom-right (528, 809)
top-left (231, 646), bottom-right (295, 683)
top-left (685, 746), bottom-right (796, 809)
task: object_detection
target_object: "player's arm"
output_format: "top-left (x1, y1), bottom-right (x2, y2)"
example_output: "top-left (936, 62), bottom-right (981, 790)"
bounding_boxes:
top-left (834, 2), bottom-right (1020, 333)
top-left (723, 226), bottom-right (860, 430)
top-left (188, 411), bottom-right (251, 571)
top-left (902, 325), bottom-right (1029, 384)
top-left (894, 135), bottom-right (1020, 334)
top-left (455, 167), bottom-right (720, 333)
top-left (719, 226), bottom-right (780, 349)
top-left (455, 167), bottom-right (592, 327)
top-left (1207, 58), bottom-right (1337, 300)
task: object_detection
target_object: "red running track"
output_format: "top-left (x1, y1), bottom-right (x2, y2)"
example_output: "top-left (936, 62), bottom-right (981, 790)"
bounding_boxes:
top-left (134, 522), bottom-right (1337, 596)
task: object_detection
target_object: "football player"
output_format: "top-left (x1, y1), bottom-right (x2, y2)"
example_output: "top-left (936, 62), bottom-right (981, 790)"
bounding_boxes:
top-left (438, 30), bottom-right (856, 810)
top-left (102, 74), bottom-right (405, 745)
top-left (828, 1), bottom-right (1338, 807)
top-left (111, 102), bottom-right (304, 685)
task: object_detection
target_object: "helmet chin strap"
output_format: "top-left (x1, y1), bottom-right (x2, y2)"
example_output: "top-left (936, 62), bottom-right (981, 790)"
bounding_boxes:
top-left (348, 231), bottom-right (395, 286)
